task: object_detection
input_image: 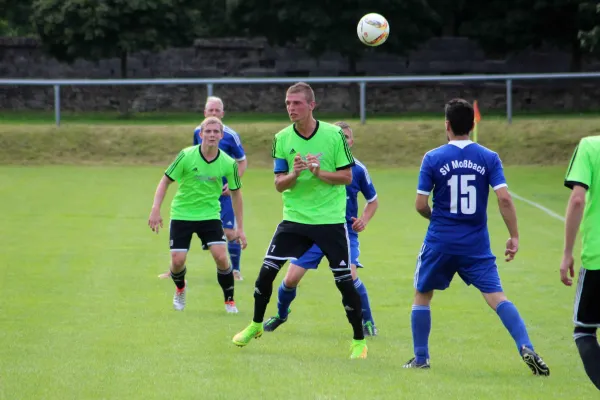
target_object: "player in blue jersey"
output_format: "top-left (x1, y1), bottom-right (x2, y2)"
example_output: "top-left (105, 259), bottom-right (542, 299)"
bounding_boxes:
top-left (159, 96), bottom-right (248, 280)
top-left (403, 99), bottom-right (549, 375)
top-left (261, 121), bottom-right (380, 336)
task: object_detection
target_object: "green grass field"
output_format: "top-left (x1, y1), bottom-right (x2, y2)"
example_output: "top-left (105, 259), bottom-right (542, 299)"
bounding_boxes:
top-left (0, 163), bottom-right (595, 399)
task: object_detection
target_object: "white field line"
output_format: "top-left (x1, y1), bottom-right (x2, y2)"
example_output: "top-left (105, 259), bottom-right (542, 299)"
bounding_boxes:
top-left (510, 192), bottom-right (565, 222)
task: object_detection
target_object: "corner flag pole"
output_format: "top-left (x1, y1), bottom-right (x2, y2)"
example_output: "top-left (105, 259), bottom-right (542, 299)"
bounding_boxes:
top-left (473, 100), bottom-right (481, 143)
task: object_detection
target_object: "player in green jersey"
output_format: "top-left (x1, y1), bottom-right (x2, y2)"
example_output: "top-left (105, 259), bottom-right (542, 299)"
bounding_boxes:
top-left (148, 116), bottom-right (247, 313)
top-left (562, 136), bottom-right (600, 390)
top-left (232, 82), bottom-right (368, 359)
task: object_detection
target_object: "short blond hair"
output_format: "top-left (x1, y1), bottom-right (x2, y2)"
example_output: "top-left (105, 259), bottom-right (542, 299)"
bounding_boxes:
top-left (286, 82), bottom-right (315, 103)
top-left (334, 121), bottom-right (351, 131)
top-left (204, 96), bottom-right (224, 110)
top-left (200, 116), bottom-right (223, 132)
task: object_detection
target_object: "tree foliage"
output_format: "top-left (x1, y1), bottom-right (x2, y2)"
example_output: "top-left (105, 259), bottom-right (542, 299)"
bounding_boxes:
top-left (31, 0), bottom-right (206, 113)
top-left (231, 0), bottom-right (440, 66)
top-left (579, 1), bottom-right (600, 51)
top-left (0, 0), bottom-right (35, 36)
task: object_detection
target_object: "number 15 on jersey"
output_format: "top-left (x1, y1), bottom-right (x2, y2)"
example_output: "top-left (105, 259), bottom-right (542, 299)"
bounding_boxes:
top-left (448, 174), bottom-right (477, 215)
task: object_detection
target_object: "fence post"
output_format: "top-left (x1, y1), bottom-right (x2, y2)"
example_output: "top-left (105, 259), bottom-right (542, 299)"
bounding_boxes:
top-left (207, 83), bottom-right (214, 97)
top-left (54, 85), bottom-right (61, 127)
top-left (359, 81), bottom-right (366, 125)
top-left (506, 79), bottom-right (512, 124)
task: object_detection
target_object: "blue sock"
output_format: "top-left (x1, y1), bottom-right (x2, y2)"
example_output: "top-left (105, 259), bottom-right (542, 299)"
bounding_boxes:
top-left (496, 300), bottom-right (533, 353)
top-left (411, 305), bottom-right (431, 364)
top-left (353, 278), bottom-right (374, 324)
top-left (228, 241), bottom-right (241, 271)
top-left (277, 282), bottom-right (296, 319)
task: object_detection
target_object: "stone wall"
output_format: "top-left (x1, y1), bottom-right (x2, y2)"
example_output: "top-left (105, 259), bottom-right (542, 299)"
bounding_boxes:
top-left (1, 36), bottom-right (599, 113)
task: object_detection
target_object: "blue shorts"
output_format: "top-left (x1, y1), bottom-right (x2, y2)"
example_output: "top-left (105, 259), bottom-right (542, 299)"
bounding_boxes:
top-left (220, 195), bottom-right (235, 230)
top-left (413, 243), bottom-right (503, 294)
top-left (295, 232), bottom-right (362, 269)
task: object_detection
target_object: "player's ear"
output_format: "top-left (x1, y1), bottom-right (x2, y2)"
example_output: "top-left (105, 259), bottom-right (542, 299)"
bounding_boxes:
top-left (309, 101), bottom-right (316, 111)
top-left (445, 120), bottom-right (450, 132)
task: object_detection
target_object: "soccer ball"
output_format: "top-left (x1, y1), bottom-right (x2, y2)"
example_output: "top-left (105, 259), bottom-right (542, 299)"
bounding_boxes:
top-left (356, 13), bottom-right (390, 47)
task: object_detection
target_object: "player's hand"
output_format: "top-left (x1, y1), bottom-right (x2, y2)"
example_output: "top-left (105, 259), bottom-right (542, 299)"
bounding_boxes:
top-left (236, 230), bottom-right (248, 250)
top-left (306, 154), bottom-right (320, 176)
top-left (504, 237), bottom-right (518, 262)
top-left (221, 183), bottom-right (231, 197)
top-left (292, 154), bottom-right (308, 177)
top-left (351, 217), bottom-right (366, 233)
top-left (148, 209), bottom-right (163, 234)
top-left (560, 253), bottom-right (575, 286)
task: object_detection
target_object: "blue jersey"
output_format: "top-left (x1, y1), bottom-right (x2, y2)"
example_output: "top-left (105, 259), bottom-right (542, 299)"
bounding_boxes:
top-left (194, 124), bottom-right (245, 185)
top-left (417, 140), bottom-right (507, 256)
top-left (346, 159), bottom-right (378, 227)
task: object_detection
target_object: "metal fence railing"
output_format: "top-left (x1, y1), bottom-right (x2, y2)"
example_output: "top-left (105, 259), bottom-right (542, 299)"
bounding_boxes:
top-left (2, 72), bottom-right (600, 126)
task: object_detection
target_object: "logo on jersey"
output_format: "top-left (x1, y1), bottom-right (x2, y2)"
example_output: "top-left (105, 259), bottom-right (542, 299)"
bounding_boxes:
top-left (290, 148), bottom-right (296, 155)
top-left (195, 175), bottom-right (218, 182)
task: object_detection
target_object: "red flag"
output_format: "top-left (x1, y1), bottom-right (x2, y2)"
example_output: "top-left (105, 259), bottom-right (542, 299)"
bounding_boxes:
top-left (473, 100), bottom-right (481, 123)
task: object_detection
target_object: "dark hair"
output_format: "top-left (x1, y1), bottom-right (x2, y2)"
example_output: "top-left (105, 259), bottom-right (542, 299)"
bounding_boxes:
top-left (445, 99), bottom-right (474, 136)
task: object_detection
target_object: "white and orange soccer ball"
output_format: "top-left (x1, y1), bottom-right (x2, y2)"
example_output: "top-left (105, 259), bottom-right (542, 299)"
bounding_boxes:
top-left (356, 13), bottom-right (390, 47)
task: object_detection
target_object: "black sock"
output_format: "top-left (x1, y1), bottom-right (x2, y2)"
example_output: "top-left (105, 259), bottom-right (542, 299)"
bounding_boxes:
top-left (335, 278), bottom-right (364, 340)
top-left (171, 266), bottom-right (186, 290)
top-left (217, 266), bottom-right (235, 302)
top-left (253, 260), bottom-right (281, 323)
top-left (575, 330), bottom-right (600, 390)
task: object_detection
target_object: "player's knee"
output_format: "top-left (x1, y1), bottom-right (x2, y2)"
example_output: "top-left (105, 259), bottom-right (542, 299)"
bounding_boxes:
top-left (224, 228), bottom-right (237, 242)
top-left (283, 264), bottom-right (306, 288)
top-left (574, 326), bottom-right (597, 341)
top-left (350, 264), bottom-right (358, 280)
top-left (254, 259), bottom-right (284, 298)
top-left (332, 268), bottom-right (353, 283)
top-left (170, 251), bottom-right (187, 269)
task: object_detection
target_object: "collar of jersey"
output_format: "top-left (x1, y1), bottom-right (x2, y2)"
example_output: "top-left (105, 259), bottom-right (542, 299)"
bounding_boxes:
top-left (293, 120), bottom-right (320, 140)
top-left (448, 140), bottom-right (474, 149)
top-left (198, 147), bottom-right (221, 164)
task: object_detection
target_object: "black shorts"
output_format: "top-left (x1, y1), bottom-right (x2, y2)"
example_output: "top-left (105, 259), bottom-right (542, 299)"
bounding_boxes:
top-left (265, 220), bottom-right (350, 272)
top-left (574, 268), bottom-right (600, 327)
top-left (169, 219), bottom-right (226, 252)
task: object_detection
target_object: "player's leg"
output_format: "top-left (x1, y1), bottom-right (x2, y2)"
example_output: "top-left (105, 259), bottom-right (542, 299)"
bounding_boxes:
top-left (232, 221), bottom-right (313, 347)
top-left (197, 220), bottom-right (237, 313)
top-left (169, 220), bottom-right (194, 311)
top-left (572, 268), bottom-right (600, 390)
top-left (404, 243), bottom-right (456, 369)
top-left (264, 245), bottom-right (322, 332)
top-left (348, 233), bottom-right (376, 336)
top-left (314, 224), bottom-right (367, 359)
top-left (221, 195), bottom-right (242, 280)
top-left (458, 255), bottom-right (549, 376)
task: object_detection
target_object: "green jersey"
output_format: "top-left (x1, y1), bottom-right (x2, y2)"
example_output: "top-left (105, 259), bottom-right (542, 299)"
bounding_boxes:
top-left (165, 146), bottom-right (241, 221)
top-left (272, 120), bottom-right (355, 224)
top-left (565, 136), bottom-right (600, 270)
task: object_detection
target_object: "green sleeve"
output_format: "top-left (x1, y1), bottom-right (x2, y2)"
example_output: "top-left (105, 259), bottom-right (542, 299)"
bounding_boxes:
top-left (272, 135), bottom-right (286, 159)
top-left (565, 139), bottom-right (592, 190)
top-left (165, 150), bottom-right (186, 182)
top-left (334, 129), bottom-right (355, 170)
top-left (227, 162), bottom-right (242, 191)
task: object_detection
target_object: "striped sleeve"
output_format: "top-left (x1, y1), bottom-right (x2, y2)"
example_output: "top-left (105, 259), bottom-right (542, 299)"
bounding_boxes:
top-left (227, 161), bottom-right (242, 191)
top-left (335, 129), bottom-right (355, 170)
top-left (165, 150), bottom-right (186, 181)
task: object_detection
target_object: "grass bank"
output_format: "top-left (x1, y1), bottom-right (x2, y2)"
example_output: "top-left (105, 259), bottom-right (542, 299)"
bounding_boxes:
top-left (0, 118), bottom-right (597, 166)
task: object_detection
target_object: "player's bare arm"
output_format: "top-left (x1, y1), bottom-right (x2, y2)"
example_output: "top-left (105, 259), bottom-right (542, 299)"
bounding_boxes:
top-left (561, 185), bottom-right (587, 286)
top-left (495, 187), bottom-right (519, 261)
top-left (148, 175), bottom-right (174, 233)
top-left (274, 154), bottom-right (306, 192)
top-left (415, 194), bottom-right (432, 220)
top-left (352, 198), bottom-right (379, 232)
top-left (230, 188), bottom-right (247, 249)
top-left (237, 159), bottom-right (248, 177)
top-left (307, 154), bottom-right (352, 185)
